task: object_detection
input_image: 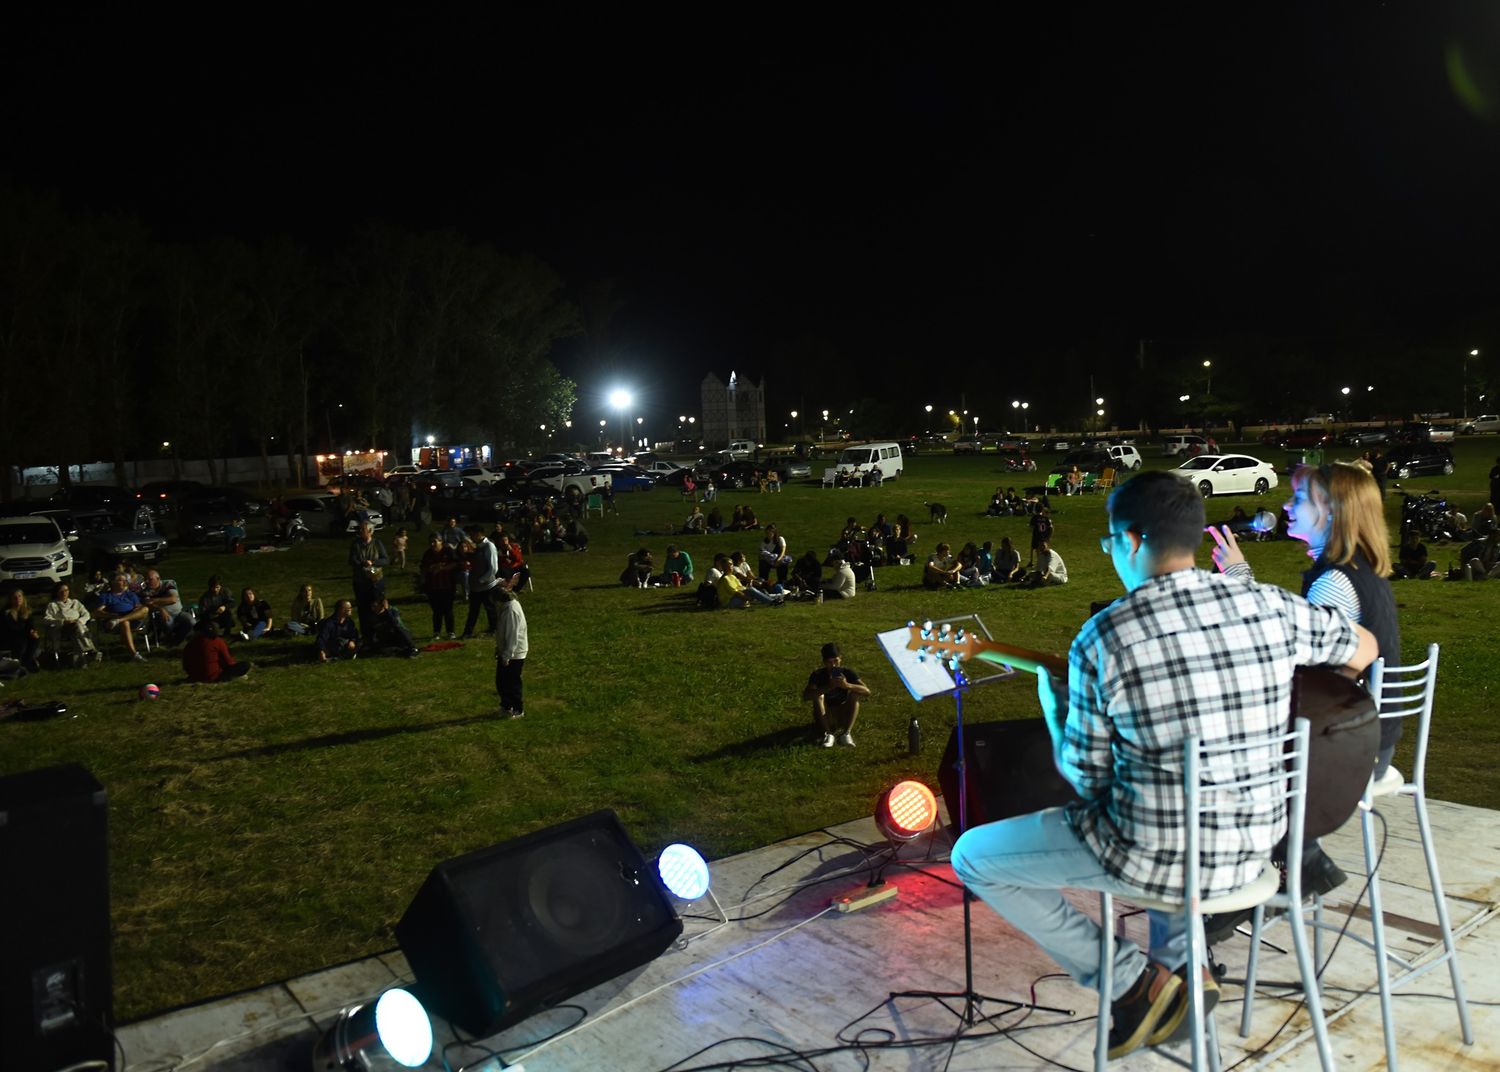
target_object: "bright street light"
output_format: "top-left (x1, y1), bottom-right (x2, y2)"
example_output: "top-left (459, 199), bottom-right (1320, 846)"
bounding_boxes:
top-left (1179, 394), bottom-right (1191, 402)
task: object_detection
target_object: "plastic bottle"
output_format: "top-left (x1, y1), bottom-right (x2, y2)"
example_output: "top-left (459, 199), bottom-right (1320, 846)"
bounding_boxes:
top-left (908, 717), bottom-right (921, 755)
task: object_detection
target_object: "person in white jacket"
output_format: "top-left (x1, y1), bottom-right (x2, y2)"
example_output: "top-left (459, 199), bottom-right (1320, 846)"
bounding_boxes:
top-left (494, 588), bottom-right (529, 719)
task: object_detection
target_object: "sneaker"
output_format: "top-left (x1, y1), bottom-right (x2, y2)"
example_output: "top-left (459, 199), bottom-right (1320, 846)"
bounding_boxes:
top-left (508, 711), bottom-right (524, 720)
top-left (1107, 961), bottom-right (1181, 1060)
top-left (132, 652), bottom-right (146, 662)
top-left (838, 732), bottom-right (855, 747)
top-left (237, 630), bottom-right (250, 642)
top-left (447, 632), bottom-right (457, 640)
top-left (821, 733), bottom-right (836, 748)
top-left (1149, 965), bottom-right (1221, 1045)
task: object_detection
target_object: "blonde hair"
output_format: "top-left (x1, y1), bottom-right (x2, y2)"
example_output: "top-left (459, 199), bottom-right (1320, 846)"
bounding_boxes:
top-left (1292, 462), bottom-right (1392, 576)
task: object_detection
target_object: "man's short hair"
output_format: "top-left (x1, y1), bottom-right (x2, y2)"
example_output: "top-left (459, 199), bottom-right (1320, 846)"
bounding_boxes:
top-left (821, 642), bottom-right (840, 661)
top-left (1107, 470), bottom-right (1205, 556)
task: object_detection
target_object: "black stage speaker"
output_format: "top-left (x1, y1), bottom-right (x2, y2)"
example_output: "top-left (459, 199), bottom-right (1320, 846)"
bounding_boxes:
top-left (938, 719), bottom-right (1079, 836)
top-left (0, 764), bottom-right (113, 1072)
top-left (395, 809), bottom-right (683, 1038)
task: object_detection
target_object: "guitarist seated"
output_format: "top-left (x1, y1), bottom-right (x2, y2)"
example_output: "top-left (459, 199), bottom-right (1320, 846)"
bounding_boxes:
top-left (949, 471), bottom-right (1377, 1060)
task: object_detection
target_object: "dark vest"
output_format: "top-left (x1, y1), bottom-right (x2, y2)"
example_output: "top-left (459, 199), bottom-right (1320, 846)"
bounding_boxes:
top-left (1303, 551), bottom-right (1403, 752)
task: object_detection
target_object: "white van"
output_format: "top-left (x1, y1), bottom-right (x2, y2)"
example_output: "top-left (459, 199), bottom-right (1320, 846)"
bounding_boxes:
top-left (835, 442), bottom-right (904, 482)
top-left (724, 439), bottom-right (758, 459)
top-left (1161, 434), bottom-right (1207, 457)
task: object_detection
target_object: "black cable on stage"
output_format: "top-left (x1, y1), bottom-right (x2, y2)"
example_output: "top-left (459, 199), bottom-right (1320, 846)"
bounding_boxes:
top-left (441, 1006), bottom-right (587, 1072)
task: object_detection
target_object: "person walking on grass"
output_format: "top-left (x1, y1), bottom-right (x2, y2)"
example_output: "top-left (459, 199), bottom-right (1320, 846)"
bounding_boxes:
top-left (802, 641), bottom-right (870, 748)
top-left (460, 526), bottom-right (500, 639)
top-left (494, 588), bottom-right (528, 719)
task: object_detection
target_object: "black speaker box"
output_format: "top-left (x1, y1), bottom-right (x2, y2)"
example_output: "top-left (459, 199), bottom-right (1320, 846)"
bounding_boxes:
top-left (0, 764), bottom-right (113, 1072)
top-left (938, 719), bottom-right (1079, 835)
top-left (395, 809), bottom-right (683, 1038)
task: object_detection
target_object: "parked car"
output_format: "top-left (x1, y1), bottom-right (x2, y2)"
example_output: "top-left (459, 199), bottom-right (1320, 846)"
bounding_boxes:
top-left (1383, 444), bottom-right (1455, 479)
top-left (282, 493), bottom-right (386, 536)
top-left (455, 465), bottom-right (505, 487)
top-left (1160, 435), bottom-right (1207, 457)
top-left (1337, 427), bottom-right (1390, 447)
top-left (0, 515), bottom-right (72, 591)
top-left (982, 432), bottom-right (1031, 451)
top-left (176, 493), bottom-right (242, 546)
top-left (386, 464), bottom-right (422, 477)
top-left (589, 465), bottom-right (655, 492)
top-left (1043, 438), bottom-right (1073, 452)
top-left (1460, 414), bottom-right (1500, 434)
top-left (1281, 428), bottom-right (1333, 451)
top-left (47, 484), bottom-right (138, 516)
top-left (1171, 454), bottom-right (1280, 498)
top-left (1055, 445), bottom-right (1142, 473)
top-left (528, 462), bottom-right (612, 503)
top-left (952, 437), bottom-right (984, 454)
top-left (1395, 422), bottom-right (1456, 444)
top-left (639, 459), bottom-right (684, 478)
top-left (37, 508), bottom-right (168, 573)
top-left (201, 485), bottom-right (267, 517)
top-left (135, 479), bottom-right (204, 518)
top-left (776, 459), bottom-right (812, 481)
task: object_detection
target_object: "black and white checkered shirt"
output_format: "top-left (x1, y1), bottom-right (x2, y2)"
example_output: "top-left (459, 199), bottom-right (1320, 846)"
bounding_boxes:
top-left (1062, 568), bottom-right (1360, 899)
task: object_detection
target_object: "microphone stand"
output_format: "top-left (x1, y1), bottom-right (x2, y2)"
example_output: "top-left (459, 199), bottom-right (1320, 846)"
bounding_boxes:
top-left (889, 661), bottom-right (1071, 1030)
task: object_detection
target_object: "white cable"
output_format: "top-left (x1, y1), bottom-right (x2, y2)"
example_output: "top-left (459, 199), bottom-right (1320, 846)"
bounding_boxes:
top-left (510, 905), bottom-right (837, 1064)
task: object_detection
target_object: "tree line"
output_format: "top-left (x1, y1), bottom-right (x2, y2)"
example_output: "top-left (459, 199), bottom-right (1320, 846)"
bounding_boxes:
top-left (0, 185), bottom-right (580, 500)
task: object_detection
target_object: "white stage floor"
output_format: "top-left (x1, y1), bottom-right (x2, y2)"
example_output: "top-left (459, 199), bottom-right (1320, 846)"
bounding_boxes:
top-left (119, 793), bottom-right (1498, 1071)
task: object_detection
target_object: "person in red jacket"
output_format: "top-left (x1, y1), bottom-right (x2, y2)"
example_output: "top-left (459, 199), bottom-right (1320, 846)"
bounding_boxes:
top-left (182, 623), bottom-right (252, 683)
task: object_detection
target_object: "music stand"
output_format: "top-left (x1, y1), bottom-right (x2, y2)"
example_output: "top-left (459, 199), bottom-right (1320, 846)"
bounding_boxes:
top-left (875, 616), bottom-right (1071, 1030)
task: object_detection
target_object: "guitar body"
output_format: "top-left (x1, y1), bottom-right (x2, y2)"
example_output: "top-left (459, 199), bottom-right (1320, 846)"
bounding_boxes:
top-left (1294, 666), bottom-right (1380, 841)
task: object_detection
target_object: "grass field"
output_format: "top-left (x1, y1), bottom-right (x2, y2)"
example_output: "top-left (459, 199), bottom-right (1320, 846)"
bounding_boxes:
top-left (4, 438), bottom-right (1498, 1020)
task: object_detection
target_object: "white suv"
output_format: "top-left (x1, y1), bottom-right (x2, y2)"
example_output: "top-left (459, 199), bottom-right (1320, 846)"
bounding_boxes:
top-left (0, 515), bottom-right (73, 590)
top-left (1161, 434), bottom-right (1207, 457)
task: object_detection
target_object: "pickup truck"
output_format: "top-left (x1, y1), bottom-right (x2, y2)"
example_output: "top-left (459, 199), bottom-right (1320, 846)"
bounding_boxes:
top-left (1397, 422), bottom-right (1456, 444)
top-left (527, 461), bottom-right (612, 503)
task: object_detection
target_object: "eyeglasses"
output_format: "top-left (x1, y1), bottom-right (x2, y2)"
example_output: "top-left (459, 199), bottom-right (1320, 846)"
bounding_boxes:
top-left (1099, 529), bottom-right (1139, 554)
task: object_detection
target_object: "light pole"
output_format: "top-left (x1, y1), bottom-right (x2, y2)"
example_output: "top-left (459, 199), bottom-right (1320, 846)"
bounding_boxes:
top-left (636, 416), bottom-right (645, 450)
top-left (1010, 399), bottom-right (1030, 432)
top-left (608, 389), bottom-right (632, 455)
top-left (821, 409), bottom-right (829, 443)
top-left (598, 418), bottom-right (607, 446)
top-left (1203, 359), bottom-right (1213, 396)
top-left (1464, 348), bottom-right (1480, 420)
top-left (924, 403), bottom-right (932, 433)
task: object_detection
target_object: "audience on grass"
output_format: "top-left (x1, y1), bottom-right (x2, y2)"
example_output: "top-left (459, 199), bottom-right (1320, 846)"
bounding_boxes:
top-left (957, 541), bottom-right (989, 587)
top-left (759, 524), bottom-right (792, 584)
top-left (791, 550), bottom-right (822, 595)
top-left (660, 544), bottom-right (694, 586)
top-left (236, 586), bottom-right (274, 640)
top-left (682, 505), bottom-right (707, 534)
top-left (924, 542), bottom-right (961, 589)
top-left (183, 623), bottom-right (251, 683)
top-left (367, 596), bottom-right (419, 656)
top-left (1023, 539), bottom-right (1068, 587)
top-left (622, 547), bottom-right (655, 587)
top-left (821, 551), bottom-right (858, 599)
top-left (1, 588), bottom-right (41, 672)
top-left (1393, 532), bottom-right (1437, 580)
top-left (96, 572), bottom-right (150, 661)
top-left (199, 575), bottom-right (235, 633)
top-left (286, 583), bottom-right (326, 636)
top-left (141, 569), bottom-right (194, 645)
top-left (994, 536), bottom-right (1023, 583)
top-left (44, 582), bottom-right (98, 664)
top-left (419, 535), bottom-right (459, 638)
top-left (316, 599), bottom-right (360, 661)
top-left (711, 552), bottom-right (785, 607)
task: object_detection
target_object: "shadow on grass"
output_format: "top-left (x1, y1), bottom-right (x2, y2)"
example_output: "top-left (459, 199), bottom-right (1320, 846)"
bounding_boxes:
top-left (689, 724), bottom-right (812, 762)
top-left (210, 711), bottom-right (509, 762)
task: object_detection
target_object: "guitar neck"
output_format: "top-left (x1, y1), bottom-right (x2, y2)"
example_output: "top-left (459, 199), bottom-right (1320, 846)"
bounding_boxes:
top-left (965, 641), bottom-right (1069, 679)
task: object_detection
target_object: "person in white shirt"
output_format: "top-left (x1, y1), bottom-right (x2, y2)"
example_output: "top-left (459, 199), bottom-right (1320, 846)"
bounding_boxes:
top-left (494, 589), bottom-right (529, 719)
top-left (820, 551), bottom-right (858, 600)
top-left (1025, 540), bottom-right (1068, 587)
top-left (758, 524), bottom-right (792, 584)
top-left (43, 581), bottom-right (99, 663)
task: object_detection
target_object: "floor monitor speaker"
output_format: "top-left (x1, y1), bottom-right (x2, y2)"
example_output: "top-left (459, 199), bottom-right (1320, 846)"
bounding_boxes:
top-left (0, 764), bottom-right (113, 1072)
top-left (396, 809), bottom-right (682, 1038)
top-left (937, 719), bottom-right (1079, 836)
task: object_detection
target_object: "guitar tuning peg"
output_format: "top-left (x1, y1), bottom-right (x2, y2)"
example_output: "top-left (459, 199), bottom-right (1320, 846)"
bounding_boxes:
top-left (907, 619), bottom-right (916, 628)
top-left (915, 651), bottom-right (926, 663)
top-left (940, 622), bottom-right (952, 636)
top-left (948, 656), bottom-right (960, 672)
top-left (955, 628), bottom-right (966, 643)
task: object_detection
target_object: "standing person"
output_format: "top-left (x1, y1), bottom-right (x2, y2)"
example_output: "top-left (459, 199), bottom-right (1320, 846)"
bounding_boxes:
top-left (494, 588), bottom-right (529, 718)
top-left (1028, 505), bottom-right (1054, 565)
top-left (950, 471), bottom-right (1377, 1059)
top-left (182, 623), bottom-right (251, 683)
top-left (420, 533), bottom-right (459, 638)
top-left (1490, 455), bottom-right (1500, 515)
top-left (801, 642), bottom-right (870, 747)
top-left (286, 583), bottom-right (325, 636)
top-left (459, 526), bottom-right (499, 639)
top-left (391, 527), bottom-right (409, 570)
top-left (349, 521), bottom-right (389, 641)
top-left (440, 514), bottom-right (464, 551)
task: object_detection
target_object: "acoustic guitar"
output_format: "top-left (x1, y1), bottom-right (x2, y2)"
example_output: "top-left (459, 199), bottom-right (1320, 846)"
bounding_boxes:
top-left (906, 623), bottom-right (1379, 840)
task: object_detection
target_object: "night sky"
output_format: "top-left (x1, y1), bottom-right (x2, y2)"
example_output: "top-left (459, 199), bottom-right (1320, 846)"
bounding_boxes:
top-left (5, 6), bottom-right (1500, 426)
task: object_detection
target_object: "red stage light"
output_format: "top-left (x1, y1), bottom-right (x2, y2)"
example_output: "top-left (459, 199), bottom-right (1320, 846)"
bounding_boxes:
top-left (876, 780), bottom-right (938, 843)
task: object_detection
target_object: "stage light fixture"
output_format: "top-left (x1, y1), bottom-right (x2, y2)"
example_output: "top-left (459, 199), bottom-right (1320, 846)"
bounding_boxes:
top-left (658, 842), bottom-right (711, 901)
top-left (312, 987), bottom-right (433, 1071)
top-left (876, 780), bottom-right (938, 843)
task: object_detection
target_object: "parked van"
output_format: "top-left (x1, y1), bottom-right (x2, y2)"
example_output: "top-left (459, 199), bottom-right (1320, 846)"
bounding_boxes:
top-left (1161, 434), bottom-right (1207, 457)
top-left (835, 442), bottom-right (904, 482)
top-left (723, 439), bottom-right (758, 459)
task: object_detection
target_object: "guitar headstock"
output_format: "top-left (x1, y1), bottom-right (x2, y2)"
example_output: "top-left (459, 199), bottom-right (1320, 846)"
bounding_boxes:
top-left (905, 620), bottom-right (981, 668)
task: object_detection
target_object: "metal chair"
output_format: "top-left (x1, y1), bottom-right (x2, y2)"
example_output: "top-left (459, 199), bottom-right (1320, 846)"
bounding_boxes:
top-left (1096, 718), bottom-right (1326, 1072)
top-left (584, 493), bottom-right (604, 518)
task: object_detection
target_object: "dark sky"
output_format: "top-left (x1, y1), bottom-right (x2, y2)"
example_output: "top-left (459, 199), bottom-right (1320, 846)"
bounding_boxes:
top-left (5, 6), bottom-right (1500, 424)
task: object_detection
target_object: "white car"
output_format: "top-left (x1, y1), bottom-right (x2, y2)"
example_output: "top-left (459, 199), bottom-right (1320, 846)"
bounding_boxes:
top-left (1461, 414), bottom-right (1500, 434)
top-left (1161, 434), bottom-right (1208, 457)
top-left (0, 515), bottom-right (74, 589)
top-left (386, 464), bottom-right (422, 477)
top-left (640, 459), bottom-right (684, 477)
top-left (456, 465), bottom-right (504, 486)
top-left (1172, 454), bottom-right (1280, 498)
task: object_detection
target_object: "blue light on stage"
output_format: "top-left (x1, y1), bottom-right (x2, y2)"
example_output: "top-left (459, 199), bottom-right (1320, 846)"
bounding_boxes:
top-left (374, 988), bottom-right (433, 1068)
top-left (658, 843), bottom-right (711, 901)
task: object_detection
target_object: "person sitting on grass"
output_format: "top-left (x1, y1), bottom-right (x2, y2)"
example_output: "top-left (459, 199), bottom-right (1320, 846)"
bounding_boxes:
top-left (366, 596), bottom-right (419, 657)
top-left (235, 586), bottom-right (274, 641)
top-left (729, 549), bottom-right (756, 586)
top-left (286, 583), bottom-right (326, 636)
top-left (1462, 534), bottom-right (1500, 581)
top-left (1023, 539), bottom-right (1069, 587)
top-left (759, 523), bottom-right (792, 584)
top-left (924, 542), bottom-right (961, 589)
top-left (820, 551), bottom-right (857, 600)
top-left (660, 544), bottom-right (694, 586)
top-left (958, 541), bottom-right (989, 587)
top-left (95, 572), bottom-right (151, 661)
top-left (790, 549), bottom-right (822, 597)
top-left (140, 569), bottom-right (194, 645)
top-left (315, 599), bottom-right (360, 661)
top-left (182, 622), bottom-right (251, 683)
top-left (986, 486), bottom-right (1008, 516)
top-left (223, 515), bottom-right (247, 553)
top-left (0, 588), bottom-right (41, 673)
top-left (706, 506), bottom-right (725, 533)
top-left (995, 536), bottom-right (1023, 583)
top-left (683, 505), bottom-right (707, 534)
top-left (621, 547), bottom-right (655, 587)
top-left (1393, 531), bottom-right (1436, 580)
top-left (562, 517), bottom-right (589, 551)
top-left (711, 552), bottom-right (785, 608)
top-left (199, 575), bottom-right (235, 634)
top-left (739, 503), bottom-right (760, 530)
top-left (802, 641), bottom-right (869, 748)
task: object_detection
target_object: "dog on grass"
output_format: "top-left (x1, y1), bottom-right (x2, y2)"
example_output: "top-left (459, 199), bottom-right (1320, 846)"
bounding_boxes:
top-left (925, 501), bottom-right (948, 524)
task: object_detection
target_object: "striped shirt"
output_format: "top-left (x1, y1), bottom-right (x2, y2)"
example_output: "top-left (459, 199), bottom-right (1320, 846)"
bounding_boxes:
top-left (1062, 568), bottom-right (1360, 899)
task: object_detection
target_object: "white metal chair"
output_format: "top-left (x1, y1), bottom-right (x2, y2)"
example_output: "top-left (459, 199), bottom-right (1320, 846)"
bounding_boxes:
top-left (584, 493), bottom-right (605, 518)
top-left (1096, 718), bottom-right (1327, 1072)
top-left (821, 467), bottom-right (838, 489)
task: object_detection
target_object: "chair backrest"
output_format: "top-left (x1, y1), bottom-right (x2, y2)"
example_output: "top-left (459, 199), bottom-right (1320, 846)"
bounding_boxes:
top-left (1182, 717), bottom-right (1311, 904)
top-left (1045, 473), bottom-right (1062, 488)
top-left (1098, 467), bottom-right (1116, 489)
top-left (1366, 643), bottom-right (1439, 787)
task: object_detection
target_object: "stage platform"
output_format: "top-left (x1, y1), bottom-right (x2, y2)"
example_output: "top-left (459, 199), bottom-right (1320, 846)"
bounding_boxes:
top-left (118, 794), bottom-right (1498, 1071)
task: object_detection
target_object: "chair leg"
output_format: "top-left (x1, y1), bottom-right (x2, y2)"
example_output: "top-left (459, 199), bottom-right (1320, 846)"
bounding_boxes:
top-left (1096, 892), bottom-right (1113, 1072)
top-left (1284, 901), bottom-right (1336, 1071)
top-left (1187, 912), bottom-right (1209, 1072)
top-left (1412, 790), bottom-right (1475, 1044)
top-left (1239, 905), bottom-right (1266, 1038)
top-left (1362, 802), bottom-right (1400, 1072)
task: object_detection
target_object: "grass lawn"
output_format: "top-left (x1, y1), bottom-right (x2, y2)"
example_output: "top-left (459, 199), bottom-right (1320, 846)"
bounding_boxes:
top-left (4, 438), bottom-right (1498, 1020)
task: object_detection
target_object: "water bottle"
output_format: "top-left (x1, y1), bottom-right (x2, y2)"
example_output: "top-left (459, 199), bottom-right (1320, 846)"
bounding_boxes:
top-left (907, 717), bottom-right (921, 755)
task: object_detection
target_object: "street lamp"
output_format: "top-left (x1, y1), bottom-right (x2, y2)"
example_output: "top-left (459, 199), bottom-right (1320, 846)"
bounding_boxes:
top-left (599, 417), bottom-right (607, 446)
top-left (1203, 359), bottom-right (1213, 396)
top-left (821, 408), bottom-right (829, 443)
top-left (1464, 349), bottom-right (1480, 420)
top-left (924, 403), bottom-right (932, 432)
top-left (609, 388), bottom-right (632, 454)
top-left (1010, 399), bottom-right (1030, 431)
top-left (636, 415), bottom-right (645, 449)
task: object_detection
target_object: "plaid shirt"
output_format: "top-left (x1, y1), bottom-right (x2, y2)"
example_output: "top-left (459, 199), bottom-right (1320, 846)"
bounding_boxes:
top-left (1062, 568), bottom-right (1359, 899)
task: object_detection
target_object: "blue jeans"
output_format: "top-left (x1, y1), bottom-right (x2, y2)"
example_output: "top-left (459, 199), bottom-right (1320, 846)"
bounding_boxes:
top-left (950, 807), bottom-right (1186, 993)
